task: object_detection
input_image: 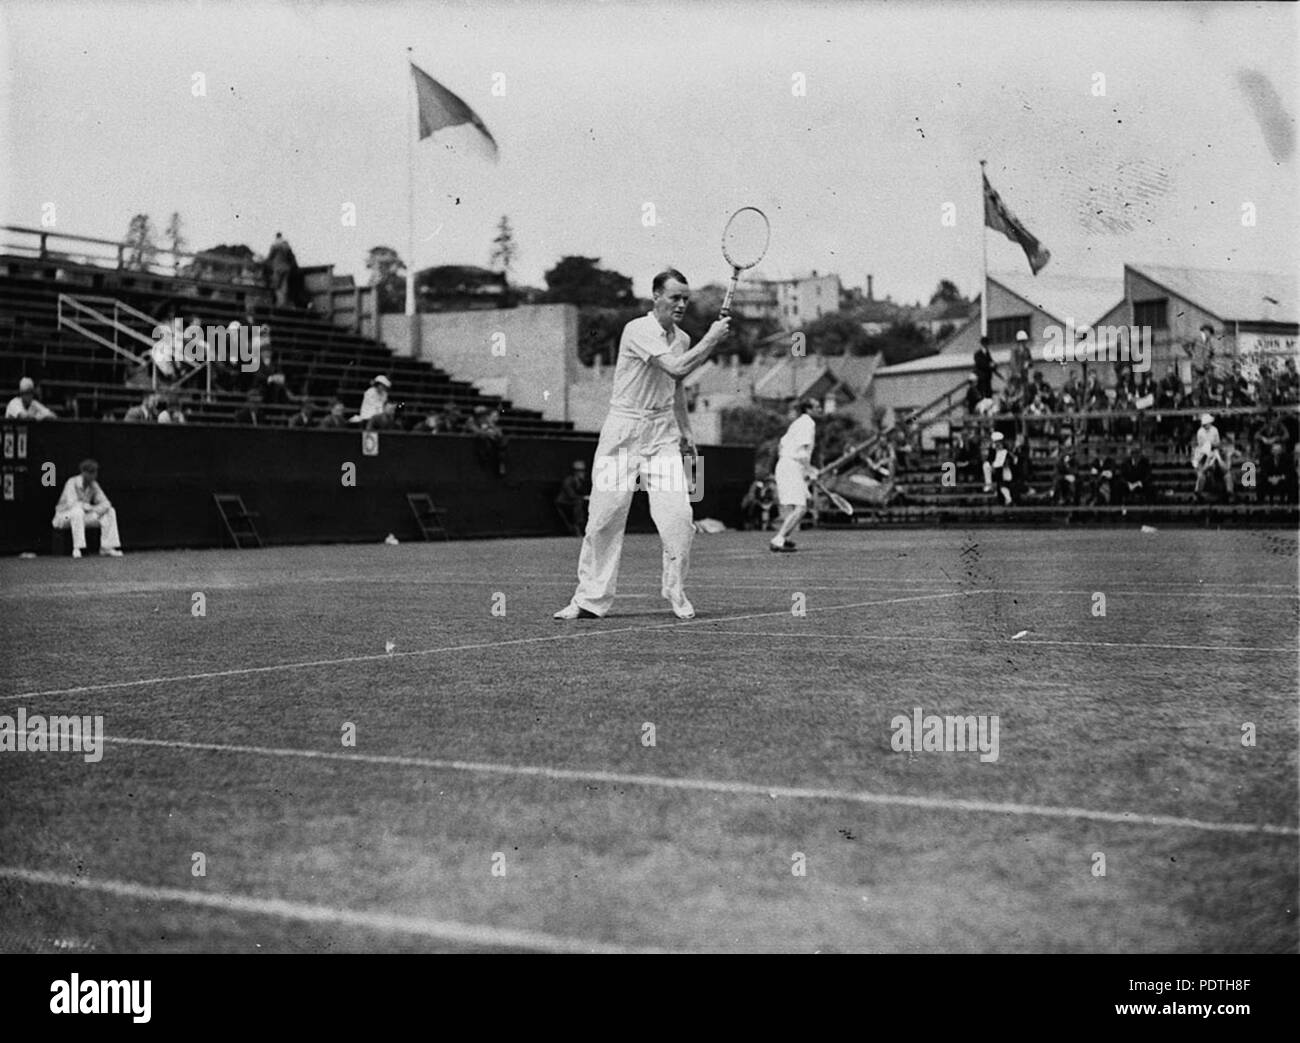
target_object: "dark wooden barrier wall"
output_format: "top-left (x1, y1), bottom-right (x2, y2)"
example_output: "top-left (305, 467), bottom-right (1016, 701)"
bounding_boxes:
top-left (0, 422), bottom-right (755, 554)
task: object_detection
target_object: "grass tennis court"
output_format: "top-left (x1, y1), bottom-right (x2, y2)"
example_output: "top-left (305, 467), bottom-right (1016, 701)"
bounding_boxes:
top-left (1, 527), bottom-right (1296, 953)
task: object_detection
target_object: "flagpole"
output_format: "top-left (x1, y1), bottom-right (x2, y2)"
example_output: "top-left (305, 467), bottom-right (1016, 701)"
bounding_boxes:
top-left (979, 159), bottom-right (988, 339)
top-left (405, 47), bottom-right (415, 321)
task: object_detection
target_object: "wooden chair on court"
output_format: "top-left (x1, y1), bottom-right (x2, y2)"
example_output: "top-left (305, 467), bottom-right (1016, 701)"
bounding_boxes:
top-left (213, 493), bottom-right (264, 549)
top-left (407, 492), bottom-right (449, 541)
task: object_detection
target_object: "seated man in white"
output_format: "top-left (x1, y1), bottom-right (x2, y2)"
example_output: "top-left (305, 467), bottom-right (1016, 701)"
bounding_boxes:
top-left (52, 459), bottom-right (124, 557)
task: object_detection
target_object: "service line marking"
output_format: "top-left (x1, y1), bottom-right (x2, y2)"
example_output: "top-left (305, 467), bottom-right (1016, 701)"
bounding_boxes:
top-left (91, 734), bottom-right (1299, 838)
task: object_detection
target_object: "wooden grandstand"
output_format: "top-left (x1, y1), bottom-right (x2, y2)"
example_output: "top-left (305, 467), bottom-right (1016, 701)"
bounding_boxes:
top-left (0, 227), bottom-right (580, 438)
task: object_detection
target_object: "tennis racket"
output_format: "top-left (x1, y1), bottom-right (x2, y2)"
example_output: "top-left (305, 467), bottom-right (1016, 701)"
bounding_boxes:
top-left (719, 206), bottom-right (771, 318)
top-left (813, 479), bottom-right (855, 516)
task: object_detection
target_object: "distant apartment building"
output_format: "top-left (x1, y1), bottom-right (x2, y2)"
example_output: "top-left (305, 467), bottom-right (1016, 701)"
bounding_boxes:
top-left (736, 271), bottom-right (843, 329)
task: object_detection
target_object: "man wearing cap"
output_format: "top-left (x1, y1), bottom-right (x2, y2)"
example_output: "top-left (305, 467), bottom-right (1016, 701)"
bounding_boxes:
top-left (1192, 413), bottom-right (1223, 498)
top-left (983, 430), bottom-right (1015, 505)
top-left (6, 377), bottom-right (56, 420)
top-left (52, 459), bottom-right (124, 557)
top-left (554, 268), bottom-right (729, 621)
top-left (555, 459), bottom-right (591, 535)
top-left (358, 375), bottom-right (391, 423)
top-left (770, 398), bottom-right (823, 553)
top-left (1010, 329), bottom-right (1032, 384)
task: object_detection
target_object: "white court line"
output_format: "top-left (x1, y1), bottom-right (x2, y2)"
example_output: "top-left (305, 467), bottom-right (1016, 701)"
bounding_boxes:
top-left (0, 867), bottom-right (665, 954)
top-left (93, 734), bottom-right (1298, 837)
top-left (2, 590), bottom-right (967, 701)
top-left (682, 630), bottom-right (1297, 655)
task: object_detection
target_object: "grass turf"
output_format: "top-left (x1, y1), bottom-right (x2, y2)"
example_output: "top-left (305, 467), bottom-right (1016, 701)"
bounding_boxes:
top-left (0, 527), bottom-right (1296, 953)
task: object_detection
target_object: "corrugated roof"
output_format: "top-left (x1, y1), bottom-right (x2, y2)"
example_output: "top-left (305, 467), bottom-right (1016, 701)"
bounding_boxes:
top-left (1129, 264), bottom-right (1298, 324)
top-left (875, 347), bottom-right (1013, 377)
top-left (992, 271), bottom-right (1123, 326)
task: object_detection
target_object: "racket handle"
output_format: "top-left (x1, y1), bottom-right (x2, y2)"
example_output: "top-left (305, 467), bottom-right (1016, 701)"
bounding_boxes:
top-left (719, 269), bottom-right (740, 319)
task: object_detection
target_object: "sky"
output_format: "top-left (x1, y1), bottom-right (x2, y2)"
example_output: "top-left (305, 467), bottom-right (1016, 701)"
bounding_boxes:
top-left (1, 0), bottom-right (1296, 303)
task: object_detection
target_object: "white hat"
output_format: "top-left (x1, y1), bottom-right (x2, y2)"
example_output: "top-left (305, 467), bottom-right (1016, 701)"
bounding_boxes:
top-left (18, 377), bottom-right (35, 392)
top-left (1015, 330), bottom-right (1029, 342)
top-left (373, 375), bottom-right (391, 388)
top-left (1200, 413), bottom-right (1214, 425)
top-left (991, 431), bottom-right (1005, 442)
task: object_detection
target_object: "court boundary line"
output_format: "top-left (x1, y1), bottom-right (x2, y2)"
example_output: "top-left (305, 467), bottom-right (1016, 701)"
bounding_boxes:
top-left (678, 630), bottom-right (1297, 654)
top-left (92, 734), bottom-right (1299, 838)
top-left (1, 590), bottom-right (967, 701)
top-left (0, 867), bottom-right (667, 954)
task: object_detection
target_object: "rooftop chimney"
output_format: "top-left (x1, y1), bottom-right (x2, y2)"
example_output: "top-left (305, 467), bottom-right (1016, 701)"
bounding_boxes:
top-left (867, 274), bottom-right (874, 301)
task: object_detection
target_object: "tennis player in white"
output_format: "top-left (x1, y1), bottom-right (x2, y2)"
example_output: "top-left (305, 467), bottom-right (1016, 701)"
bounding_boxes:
top-left (555, 269), bottom-right (729, 621)
top-left (770, 399), bottom-right (822, 552)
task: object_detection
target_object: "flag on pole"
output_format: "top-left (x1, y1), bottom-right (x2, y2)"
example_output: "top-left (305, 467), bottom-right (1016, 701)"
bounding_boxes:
top-left (983, 172), bottom-right (1050, 275)
top-left (410, 62), bottom-right (498, 160)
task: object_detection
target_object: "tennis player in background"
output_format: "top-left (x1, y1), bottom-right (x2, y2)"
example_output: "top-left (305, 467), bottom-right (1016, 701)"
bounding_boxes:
top-left (769, 399), bottom-right (823, 553)
top-left (554, 269), bottom-right (730, 621)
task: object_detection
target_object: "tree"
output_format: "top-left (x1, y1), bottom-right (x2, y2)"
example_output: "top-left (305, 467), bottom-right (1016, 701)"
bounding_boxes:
top-left (366, 246), bottom-right (407, 313)
top-left (800, 312), bottom-right (872, 357)
top-left (543, 256), bottom-right (635, 309)
top-left (123, 214), bottom-right (158, 271)
top-left (163, 212), bottom-right (185, 272)
top-left (929, 279), bottom-right (963, 305)
top-left (489, 215), bottom-right (517, 280)
top-left (180, 243), bottom-right (258, 285)
top-left (867, 320), bottom-right (937, 366)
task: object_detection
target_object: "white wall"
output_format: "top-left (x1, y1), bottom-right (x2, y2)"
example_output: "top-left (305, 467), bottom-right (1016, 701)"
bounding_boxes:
top-left (380, 304), bottom-right (578, 423)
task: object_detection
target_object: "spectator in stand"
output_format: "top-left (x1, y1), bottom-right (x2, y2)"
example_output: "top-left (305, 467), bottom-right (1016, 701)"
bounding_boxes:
top-left (1082, 372), bottom-right (1108, 438)
top-left (1060, 370), bottom-right (1083, 409)
top-left (441, 401), bottom-right (466, 433)
top-left (1025, 388), bottom-right (1051, 438)
top-left (1217, 434), bottom-right (1242, 503)
top-left (467, 406), bottom-right (509, 476)
top-left (973, 336), bottom-right (998, 401)
top-left (1112, 382), bottom-right (1135, 439)
top-left (555, 459), bottom-right (592, 535)
top-left (1260, 443), bottom-right (1296, 503)
top-left (1277, 357), bottom-right (1299, 403)
top-left (1256, 410), bottom-right (1291, 460)
top-left (234, 388), bottom-right (266, 426)
top-left (1051, 437), bottom-right (1079, 506)
top-left (318, 399), bottom-right (349, 428)
top-left (956, 429), bottom-right (984, 486)
top-left (51, 459), bottom-right (123, 557)
top-left (1031, 371), bottom-right (1055, 409)
top-left (123, 391), bottom-right (161, 423)
top-left (1117, 439), bottom-right (1153, 506)
top-left (1010, 329), bottom-right (1032, 384)
top-left (963, 373), bottom-right (982, 416)
top-left (257, 346), bottom-right (293, 408)
top-left (288, 401), bottom-right (315, 428)
top-left (983, 431), bottom-right (1015, 504)
top-left (265, 232), bottom-right (298, 308)
top-left (1192, 411), bottom-right (1220, 469)
top-left (5, 377), bottom-right (56, 419)
top-left (367, 400), bottom-right (401, 431)
top-left (156, 396), bottom-right (185, 423)
top-left (1193, 413), bottom-right (1228, 500)
top-left (357, 375), bottom-right (390, 424)
top-left (1087, 449), bottom-right (1117, 506)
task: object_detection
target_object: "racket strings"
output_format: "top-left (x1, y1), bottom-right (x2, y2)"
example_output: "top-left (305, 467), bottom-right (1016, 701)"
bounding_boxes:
top-left (721, 207), bottom-right (770, 270)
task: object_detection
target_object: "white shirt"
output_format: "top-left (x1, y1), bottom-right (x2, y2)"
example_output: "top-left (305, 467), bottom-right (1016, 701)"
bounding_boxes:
top-left (359, 386), bottom-right (388, 421)
top-left (6, 396), bottom-right (55, 420)
top-left (53, 477), bottom-right (111, 520)
top-left (778, 413), bottom-right (816, 465)
top-left (1193, 424), bottom-right (1220, 465)
top-left (609, 313), bottom-right (687, 413)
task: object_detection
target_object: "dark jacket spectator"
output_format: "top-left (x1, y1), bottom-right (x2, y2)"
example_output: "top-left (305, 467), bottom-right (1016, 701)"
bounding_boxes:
top-left (318, 400), bottom-right (349, 428)
top-left (1260, 444), bottom-right (1296, 503)
top-left (1117, 444), bottom-right (1153, 505)
top-left (288, 403), bottom-right (315, 428)
top-left (973, 339), bottom-right (997, 400)
top-left (233, 389), bottom-right (265, 426)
